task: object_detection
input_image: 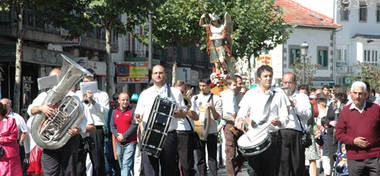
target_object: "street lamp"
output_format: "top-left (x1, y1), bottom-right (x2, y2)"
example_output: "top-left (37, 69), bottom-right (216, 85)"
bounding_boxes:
top-left (300, 41), bottom-right (309, 84)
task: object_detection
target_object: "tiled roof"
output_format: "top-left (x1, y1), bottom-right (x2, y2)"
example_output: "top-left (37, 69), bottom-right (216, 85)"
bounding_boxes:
top-left (275, 0), bottom-right (341, 28)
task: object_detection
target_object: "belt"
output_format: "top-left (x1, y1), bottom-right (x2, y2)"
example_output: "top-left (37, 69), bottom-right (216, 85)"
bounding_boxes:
top-left (176, 130), bottom-right (192, 135)
top-left (225, 120), bottom-right (234, 125)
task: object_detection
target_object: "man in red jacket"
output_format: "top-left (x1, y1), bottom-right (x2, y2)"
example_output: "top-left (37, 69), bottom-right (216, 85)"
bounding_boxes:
top-left (110, 92), bottom-right (137, 176)
top-left (336, 81), bottom-right (380, 176)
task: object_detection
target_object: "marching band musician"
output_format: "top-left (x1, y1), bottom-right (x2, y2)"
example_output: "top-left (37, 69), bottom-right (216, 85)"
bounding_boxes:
top-left (27, 68), bottom-right (95, 176)
top-left (134, 65), bottom-right (197, 176)
top-left (75, 69), bottom-right (109, 176)
top-left (192, 78), bottom-right (222, 176)
top-left (220, 76), bottom-right (240, 176)
top-left (279, 72), bottom-right (311, 176)
top-left (235, 65), bottom-right (289, 176)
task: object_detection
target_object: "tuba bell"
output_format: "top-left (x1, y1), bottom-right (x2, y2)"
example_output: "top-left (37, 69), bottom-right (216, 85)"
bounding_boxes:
top-left (31, 54), bottom-right (92, 150)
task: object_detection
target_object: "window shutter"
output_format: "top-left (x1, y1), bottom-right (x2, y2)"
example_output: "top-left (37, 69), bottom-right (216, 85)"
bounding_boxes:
top-left (323, 50), bottom-right (328, 67)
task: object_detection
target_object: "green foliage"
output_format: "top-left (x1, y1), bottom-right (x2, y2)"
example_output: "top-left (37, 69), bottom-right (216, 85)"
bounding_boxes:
top-left (351, 63), bottom-right (380, 92)
top-left (291, 56), bottom-right (320, 85)
top-left (134, 0), bottom-right (291, 59)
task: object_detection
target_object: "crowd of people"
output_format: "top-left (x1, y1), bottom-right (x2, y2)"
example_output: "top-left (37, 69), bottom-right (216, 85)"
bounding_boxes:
top-left (0, 64), bottom-right (379, 176)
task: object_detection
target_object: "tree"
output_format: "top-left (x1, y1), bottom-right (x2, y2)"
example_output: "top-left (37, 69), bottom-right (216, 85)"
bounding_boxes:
top-left (291, 57), bottom-right (320, 85)
top-left (131, 0), bottom-right (291, 84)
top-left (351, 63), bottom-right (380, 92)
top-left (0, 0), bottom-right (25, 113)
top-left (0, 0), bottom-right (96, 113)
top-left (83, 0), bottom-right (161, 96)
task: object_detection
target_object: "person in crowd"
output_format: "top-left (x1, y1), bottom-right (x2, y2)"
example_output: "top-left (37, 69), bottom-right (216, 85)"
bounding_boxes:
top-left (129, 93), bottom-right (142, 176)
top-left (0, 98), bottom-right (28, 174)
top-left (298, 84), bottom-right (310, 95)
top-left (279, 72), bottom-right (312, 176)
top-left (316, 88), bottom-right (323, 95)
top-left (315, 117), bottom-right (331, 176)
top-left (363, 81), bottom-right (380, 105)
top-left (220, 77), bottom-right (240, 176)
top-left (110, 92), bottom-right (137, 176)
top-left (28, 68), bottom-right (94, 176)
top-left (76, 69), bottom-right (109, 176)
top-left (104, 93), bottom-right (120, 176)
top-left (315, 93), bottom-right (328, 127)
top-left (192, 78), bottom-right (222, 176)
top-left (174, 80), bottom-right (187, 96)
top-left (325, 89), bottom-right (348, 172)
top-left (322, 85), bottom-right (331, 98)
top-left (134, 65), bottom-right (196, 176)
top-left (235, 65), bottom-right (288, 176)
top-left (25, 113), bottom-right (43, 176)
top-left (0, 102), bottom-right (22, 176)
top-left (336, 81), bottom-right (380, 176)
top-left (310, 88), bottom-right (317, 99)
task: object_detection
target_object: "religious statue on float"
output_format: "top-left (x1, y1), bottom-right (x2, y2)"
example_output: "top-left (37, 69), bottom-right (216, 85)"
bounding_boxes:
top-left (199, 12), bottom-right (233, 74)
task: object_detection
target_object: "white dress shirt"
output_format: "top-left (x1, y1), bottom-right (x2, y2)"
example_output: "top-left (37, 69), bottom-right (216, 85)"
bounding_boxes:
top-left (8, 111), bottom-right (28, 138)
top-left (236, 87), bottom-right (289, 132)
top-left (192, 93), bottom-right (223, 134)
top-left (220, 89), bottom-right (238, 121)
top-left (283, 91), bottom-right (312, 131)
top-left (135, 84), bottom-right (187, 131)
top-left (76, 89), bottom-right (109, 126)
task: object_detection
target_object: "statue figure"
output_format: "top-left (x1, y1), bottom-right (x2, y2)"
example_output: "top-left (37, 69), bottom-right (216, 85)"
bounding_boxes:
top-left (199, 12), bottom-right (233, 74)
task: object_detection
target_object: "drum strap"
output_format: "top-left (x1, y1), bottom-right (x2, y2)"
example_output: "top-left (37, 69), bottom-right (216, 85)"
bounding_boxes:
top-left (253, 91), bottom-right (276, 126)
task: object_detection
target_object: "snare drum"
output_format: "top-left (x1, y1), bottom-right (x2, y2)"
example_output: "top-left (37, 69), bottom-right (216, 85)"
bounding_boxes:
top-left (141, 96), bottom-right (176, 158)
top-left (237, 127), bottom-right (271, 156)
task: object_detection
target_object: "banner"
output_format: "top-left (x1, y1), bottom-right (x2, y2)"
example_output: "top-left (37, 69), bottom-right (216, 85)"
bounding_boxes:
top-left (255, 55), bottom-right (272, 69)
top-left (117, 62), bottom-right (149, 83)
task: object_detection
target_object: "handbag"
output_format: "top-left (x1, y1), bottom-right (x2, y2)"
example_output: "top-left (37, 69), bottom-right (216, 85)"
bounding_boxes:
top-left (186, 117), bottom-right (202, 149)
top-left (295, 114), bottom-right (312, 148)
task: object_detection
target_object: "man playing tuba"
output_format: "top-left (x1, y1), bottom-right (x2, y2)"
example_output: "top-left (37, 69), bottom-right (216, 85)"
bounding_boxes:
top-left (27, 68), bottom-right (96, 176)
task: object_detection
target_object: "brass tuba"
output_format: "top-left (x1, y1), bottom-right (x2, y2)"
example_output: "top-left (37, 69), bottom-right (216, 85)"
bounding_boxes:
top-left (31, 54), bottom-right (92, 149)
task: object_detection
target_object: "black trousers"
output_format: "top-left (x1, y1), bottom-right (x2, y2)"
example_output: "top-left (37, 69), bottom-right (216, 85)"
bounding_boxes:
top-left (88, 126), bottom-right (106, 176)
top-left (247, 132), bottom-right (281, 176)
top-left (195, 133), bottom-right (218, 176)
top-left (41, 134), bottom-right (80, 176)
top-left (142, 131), bottom-right (195, 176)
top-left (278, 129), bottom-right (306, 176)
top-left (347, 157), bottom-right (380, 176)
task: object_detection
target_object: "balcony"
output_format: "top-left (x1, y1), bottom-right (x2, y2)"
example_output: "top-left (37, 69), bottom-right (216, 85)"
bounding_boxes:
top-left (0, 10), bottom-right (117, 52)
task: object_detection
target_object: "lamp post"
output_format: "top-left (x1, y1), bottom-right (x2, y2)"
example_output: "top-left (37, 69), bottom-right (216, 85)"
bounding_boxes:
top-left (300, 41), bottom-right (309, 84)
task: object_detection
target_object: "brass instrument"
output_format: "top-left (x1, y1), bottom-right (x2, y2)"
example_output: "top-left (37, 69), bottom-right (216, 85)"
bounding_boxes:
top-left (31, 54), bottom-right (92, 149)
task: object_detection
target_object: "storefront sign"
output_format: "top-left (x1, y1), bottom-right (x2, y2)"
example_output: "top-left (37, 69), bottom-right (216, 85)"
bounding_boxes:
top-left (117, 62), bottom-right (149, 83)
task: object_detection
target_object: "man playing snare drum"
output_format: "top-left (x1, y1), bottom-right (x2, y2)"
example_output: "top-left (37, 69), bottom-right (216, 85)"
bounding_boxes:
top-left (235, 65), bottom-right (288, 176)
top-left (192, 78), bottom-right (223, 176)
top-left (134, 65), bottom-right (197, 176)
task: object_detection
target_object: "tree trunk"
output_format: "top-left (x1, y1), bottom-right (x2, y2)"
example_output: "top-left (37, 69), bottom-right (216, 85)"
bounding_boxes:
top-left (13, 2), bottom-right (24, 113)
top-left (105, 26), bottom-right (115, 96)
top-left (171, 47), bottom-right (177, 86)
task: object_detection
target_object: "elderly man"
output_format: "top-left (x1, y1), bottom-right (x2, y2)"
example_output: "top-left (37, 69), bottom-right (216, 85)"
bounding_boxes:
top-left (336, 81), bottom-right (380, 176)
top-left (279, 72), bottom-right (311, 176)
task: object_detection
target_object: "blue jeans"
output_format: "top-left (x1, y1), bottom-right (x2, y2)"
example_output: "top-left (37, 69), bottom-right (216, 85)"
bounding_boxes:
top-left (116, 142), bottom-right (136, 176)
top-left (104, 135), bottom-right (120, 176)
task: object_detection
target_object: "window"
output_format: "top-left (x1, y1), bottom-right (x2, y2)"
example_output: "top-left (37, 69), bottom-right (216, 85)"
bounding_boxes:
top-left (288, 48), bottom-right (300, 66)
top-left (318, 47), bottom-right (328, 68)
top-left (372, 50), bottom-right (375, 62)
top-left (359, 1), bottom-right (368, 22)
top-left (377, 4), bottom-right (380, 22)
top-left (336, 49), bottom-right (342, 61)
top-left (340, 9), bottom-right (349, 21)
top-left (364, 50), bottom-right (367, 61)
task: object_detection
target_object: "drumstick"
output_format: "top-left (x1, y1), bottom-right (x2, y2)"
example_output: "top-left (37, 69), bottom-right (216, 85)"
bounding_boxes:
top-left (135, 114), bottom-right (144, 140)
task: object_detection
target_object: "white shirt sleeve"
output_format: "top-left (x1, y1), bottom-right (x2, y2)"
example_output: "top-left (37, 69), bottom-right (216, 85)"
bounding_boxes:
top-left (14, 113), bottom-right (28, 133)
top-left (91, 91), bottom-right (110, 118)
top-left (27, 92), bottom-right (47, 117)
top-left (293, 93), bottom-right (312, 121)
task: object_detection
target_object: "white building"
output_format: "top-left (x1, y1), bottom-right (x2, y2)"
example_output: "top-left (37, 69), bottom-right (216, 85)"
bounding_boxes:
top-left (271, 0), bottom-right (341, 86)
top-left (292, 0), bottom-right (380, 86)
